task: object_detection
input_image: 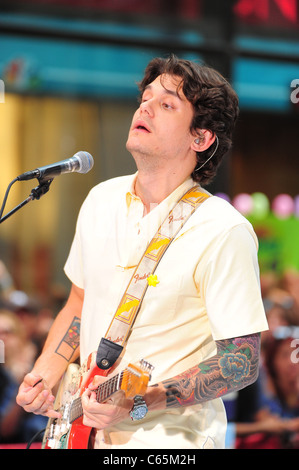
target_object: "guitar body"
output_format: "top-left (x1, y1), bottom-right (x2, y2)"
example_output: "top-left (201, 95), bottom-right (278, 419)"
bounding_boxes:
top-left (42, 353), bottom-right (108, 449)
top-left (42, 354), bottom-right (153, 449)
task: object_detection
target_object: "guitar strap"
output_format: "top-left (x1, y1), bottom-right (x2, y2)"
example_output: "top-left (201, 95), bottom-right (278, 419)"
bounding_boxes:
top-left (96, 185), bottom-right (210, 370)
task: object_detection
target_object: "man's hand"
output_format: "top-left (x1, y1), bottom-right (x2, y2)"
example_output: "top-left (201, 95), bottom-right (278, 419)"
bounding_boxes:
top-left (16, 372), bottom-right (61, 419)
top-left (81, 375), bottom-right (133, 430)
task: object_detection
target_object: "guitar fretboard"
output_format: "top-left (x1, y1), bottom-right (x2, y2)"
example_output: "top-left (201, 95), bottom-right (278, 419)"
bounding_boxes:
top-left (69, 371), bottom-right (124, 423)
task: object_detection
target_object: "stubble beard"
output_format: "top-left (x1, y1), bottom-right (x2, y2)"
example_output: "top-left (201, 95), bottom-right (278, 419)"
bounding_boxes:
top-left (126, 139), bottom-right (164, 173)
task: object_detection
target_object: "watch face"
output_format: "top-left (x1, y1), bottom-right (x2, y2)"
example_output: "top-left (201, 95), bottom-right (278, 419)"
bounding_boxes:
top-left (130, 397), bottom-right (148, 420)
top-left (132, 405), bottom-right (147, 420)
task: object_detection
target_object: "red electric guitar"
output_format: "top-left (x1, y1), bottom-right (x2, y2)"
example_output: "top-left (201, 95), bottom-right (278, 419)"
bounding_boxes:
top-left (42, 353), bottom-right (154, 449)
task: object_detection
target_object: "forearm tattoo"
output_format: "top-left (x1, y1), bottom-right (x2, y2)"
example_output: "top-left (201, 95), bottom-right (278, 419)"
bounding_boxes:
top-left (55, 316), bottom-right (80, 362)
top-left (163, 333), bottom-right (260, 408)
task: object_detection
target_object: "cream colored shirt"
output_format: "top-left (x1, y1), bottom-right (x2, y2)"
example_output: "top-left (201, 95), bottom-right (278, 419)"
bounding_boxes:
top-left (64, 173), bottom-right (268, 449)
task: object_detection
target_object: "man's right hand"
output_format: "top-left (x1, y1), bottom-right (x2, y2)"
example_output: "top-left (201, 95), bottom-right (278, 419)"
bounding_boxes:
top-left (16, 372), bottom-right (61, 419)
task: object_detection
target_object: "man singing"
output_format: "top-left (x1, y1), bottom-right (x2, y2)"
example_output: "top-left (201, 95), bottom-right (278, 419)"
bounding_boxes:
top-left (17, 55), bottom-right (268, 449)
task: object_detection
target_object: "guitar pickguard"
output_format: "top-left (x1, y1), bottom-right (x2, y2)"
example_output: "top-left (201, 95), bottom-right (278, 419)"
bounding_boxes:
top-left (42, 362), bottom-right (81, 449)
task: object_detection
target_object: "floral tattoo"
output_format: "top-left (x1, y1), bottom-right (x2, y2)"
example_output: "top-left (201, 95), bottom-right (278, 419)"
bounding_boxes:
top-left (163, 333), bottom-right (260, 407)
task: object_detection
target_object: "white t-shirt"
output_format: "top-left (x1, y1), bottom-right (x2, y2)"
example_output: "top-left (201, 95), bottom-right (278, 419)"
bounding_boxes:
top-left (64, 173), bottom-right (268, 449)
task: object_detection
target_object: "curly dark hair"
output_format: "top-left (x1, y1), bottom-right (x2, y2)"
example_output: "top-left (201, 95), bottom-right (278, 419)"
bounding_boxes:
top-left (138, 55), bottom-right (239, 185)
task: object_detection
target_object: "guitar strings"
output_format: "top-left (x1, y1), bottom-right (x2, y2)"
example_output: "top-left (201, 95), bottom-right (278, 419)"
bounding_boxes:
top-left (96, 371), bottom-right (124, 402)
top-left (70, 372), bottom-right (125, 422)
top-left (70, 368), bottom-right (144, 422)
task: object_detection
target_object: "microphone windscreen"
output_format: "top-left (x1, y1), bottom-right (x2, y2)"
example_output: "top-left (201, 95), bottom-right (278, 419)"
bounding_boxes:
top-left (75, 151), bottom-right (94, 174)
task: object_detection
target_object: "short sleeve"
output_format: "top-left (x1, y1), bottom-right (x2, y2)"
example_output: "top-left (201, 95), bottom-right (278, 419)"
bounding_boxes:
top-left (64, 204), bottom-right (85, 289)
top-left (197, 223), bottom-right (268, 340)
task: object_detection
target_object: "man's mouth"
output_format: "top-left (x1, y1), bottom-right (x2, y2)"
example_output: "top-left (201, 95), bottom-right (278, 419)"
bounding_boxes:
top-left (133, 120), bottom-right (151, 133)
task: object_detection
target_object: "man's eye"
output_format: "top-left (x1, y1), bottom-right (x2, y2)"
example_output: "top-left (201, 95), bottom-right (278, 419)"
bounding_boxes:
top-left (162, 102), bottom-right (173, 109)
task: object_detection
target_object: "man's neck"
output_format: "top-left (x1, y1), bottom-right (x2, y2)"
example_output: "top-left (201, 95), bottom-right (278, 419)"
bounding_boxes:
top-left (134, 169), bottom-right (191, 215)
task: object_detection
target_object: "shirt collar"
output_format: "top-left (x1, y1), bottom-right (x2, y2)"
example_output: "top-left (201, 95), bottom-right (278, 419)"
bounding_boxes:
top-left (125, 172), bottom-right (197, 211)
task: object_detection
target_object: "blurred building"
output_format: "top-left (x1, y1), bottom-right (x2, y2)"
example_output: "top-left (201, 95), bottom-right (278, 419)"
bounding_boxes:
top-left (0, 0), bottom-right (298, 299)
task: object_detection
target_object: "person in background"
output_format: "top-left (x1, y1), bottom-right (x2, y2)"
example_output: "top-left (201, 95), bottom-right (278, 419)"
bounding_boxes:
top-left (261, 287), bottom-right (299, 354)
top-left (0, 309), bottom-right (47, 443)
top-left (0, 260), bottom-right (14, 301)
top-left (233, 326), bottom-right (299, 449)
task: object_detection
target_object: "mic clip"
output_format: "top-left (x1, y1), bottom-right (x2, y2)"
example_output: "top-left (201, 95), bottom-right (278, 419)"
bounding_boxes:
top-left (0, 178), bottom-right (54, 224)
top-left (30, 178), bottom-right (53, 200)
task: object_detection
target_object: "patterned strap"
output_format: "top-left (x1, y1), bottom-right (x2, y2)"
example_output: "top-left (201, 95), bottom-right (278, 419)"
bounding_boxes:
top-left (105, 186), bottom-right (210, 345)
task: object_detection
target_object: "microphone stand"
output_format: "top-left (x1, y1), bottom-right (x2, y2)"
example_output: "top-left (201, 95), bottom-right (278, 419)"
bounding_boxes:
top-left (0, 178), bottom-right (53, 224)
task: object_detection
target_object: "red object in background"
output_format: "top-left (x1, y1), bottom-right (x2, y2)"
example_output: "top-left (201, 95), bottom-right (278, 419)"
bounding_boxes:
top-left (9, 0), bottom-right (201, 18)
top-left (234, 0), bottom-right (298, 27)
top-left (0, 443), bottom-right (41, 448)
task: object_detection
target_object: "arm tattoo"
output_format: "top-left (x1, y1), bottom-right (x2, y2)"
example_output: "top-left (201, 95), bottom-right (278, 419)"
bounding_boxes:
top-left (163, 333), bottom-right (260, 408)
top-left (55, 316), bottom-right (80, 362)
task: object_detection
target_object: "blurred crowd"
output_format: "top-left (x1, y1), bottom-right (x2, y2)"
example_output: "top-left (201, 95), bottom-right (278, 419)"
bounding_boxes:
top-left (0, 257), bottom-right (299, 448)
top-left (0, 260), bottom-right (66, 445)
top-left (224, 269), bottom-right (299, 449)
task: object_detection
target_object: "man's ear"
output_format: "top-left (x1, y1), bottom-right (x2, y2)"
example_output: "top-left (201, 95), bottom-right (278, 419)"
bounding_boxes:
top-left (191, 129), bottom-right (216, 152)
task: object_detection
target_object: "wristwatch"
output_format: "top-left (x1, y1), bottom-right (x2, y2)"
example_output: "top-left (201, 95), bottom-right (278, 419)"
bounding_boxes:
top-left (130, 395), bottom-right (148, 421)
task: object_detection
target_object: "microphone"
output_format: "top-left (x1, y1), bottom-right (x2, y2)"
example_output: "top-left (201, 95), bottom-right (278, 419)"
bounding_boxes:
top-left (17, 151), bottom-right (94, 181)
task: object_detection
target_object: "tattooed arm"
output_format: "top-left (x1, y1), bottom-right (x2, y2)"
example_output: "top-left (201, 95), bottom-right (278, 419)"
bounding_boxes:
top-left (80, 333), bottom-right (261, 429)
top-left (16, 283), bottom-right (84, 418)
top-left (145, 333), bottom-right (261, 411)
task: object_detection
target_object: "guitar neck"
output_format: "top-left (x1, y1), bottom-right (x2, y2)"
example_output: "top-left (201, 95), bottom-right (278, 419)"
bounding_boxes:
top-left (96, 371), bottom-right (123, 403)
top-left (69, 371), bottom-right (123, 423)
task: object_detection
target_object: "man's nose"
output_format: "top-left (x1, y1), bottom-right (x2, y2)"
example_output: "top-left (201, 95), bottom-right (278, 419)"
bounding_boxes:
top-left (140, 99), bottom-right (154, 117)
